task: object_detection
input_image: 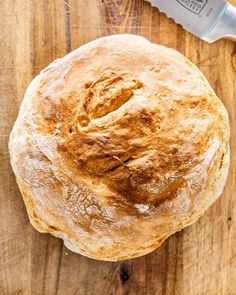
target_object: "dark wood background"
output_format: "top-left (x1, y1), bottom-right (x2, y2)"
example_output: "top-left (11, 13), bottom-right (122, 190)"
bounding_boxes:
top-left (1, 1), bottom-right (236, 294)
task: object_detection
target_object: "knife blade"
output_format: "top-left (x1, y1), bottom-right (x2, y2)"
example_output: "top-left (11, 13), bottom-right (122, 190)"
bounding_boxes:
top-left (145, 0), bottom-right (236, 42)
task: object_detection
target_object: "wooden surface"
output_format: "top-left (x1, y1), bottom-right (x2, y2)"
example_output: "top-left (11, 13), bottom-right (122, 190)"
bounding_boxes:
top-left (0, 1), bottom-right (236, 294)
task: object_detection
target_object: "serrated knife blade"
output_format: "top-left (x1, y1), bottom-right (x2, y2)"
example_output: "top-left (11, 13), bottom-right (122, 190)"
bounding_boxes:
top-left (145, 0), bottom-right (236, 42)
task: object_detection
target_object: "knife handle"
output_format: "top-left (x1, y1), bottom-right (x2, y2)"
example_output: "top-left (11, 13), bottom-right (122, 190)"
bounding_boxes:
top-left (204, 3), bottom-right (236, 42)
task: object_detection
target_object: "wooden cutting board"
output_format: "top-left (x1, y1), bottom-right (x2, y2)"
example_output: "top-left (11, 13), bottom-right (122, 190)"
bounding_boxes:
top-left (1, 1), bottom-right (236, 294)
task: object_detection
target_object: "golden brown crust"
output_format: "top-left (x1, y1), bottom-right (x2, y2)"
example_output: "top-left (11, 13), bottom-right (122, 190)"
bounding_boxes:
top-left (9, 35), bottom-right (230, 261)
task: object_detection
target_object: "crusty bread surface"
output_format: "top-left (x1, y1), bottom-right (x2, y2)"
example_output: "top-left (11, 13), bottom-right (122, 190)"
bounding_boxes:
top-left (9, 35), bottom-right (230, 261)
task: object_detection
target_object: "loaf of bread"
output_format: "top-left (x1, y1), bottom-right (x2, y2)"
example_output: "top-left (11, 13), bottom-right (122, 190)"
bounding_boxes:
top-left (9, 35), bottom-right (230, 261)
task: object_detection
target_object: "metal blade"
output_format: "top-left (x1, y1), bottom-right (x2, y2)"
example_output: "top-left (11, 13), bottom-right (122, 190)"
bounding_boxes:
top-left (146, 0), bottom-right (228, 40)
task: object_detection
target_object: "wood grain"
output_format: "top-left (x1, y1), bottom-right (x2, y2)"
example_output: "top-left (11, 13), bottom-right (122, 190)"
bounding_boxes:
top-left (0, 0), bottom-right (236, 294)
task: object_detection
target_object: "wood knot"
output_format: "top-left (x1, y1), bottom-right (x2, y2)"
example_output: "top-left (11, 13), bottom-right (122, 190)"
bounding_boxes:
top-left (120, 263), bottom-right (131, 284)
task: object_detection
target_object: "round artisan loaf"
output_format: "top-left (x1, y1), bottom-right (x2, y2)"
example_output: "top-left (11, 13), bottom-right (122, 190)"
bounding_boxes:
top-left (9, 35), bottom-right (230, 261)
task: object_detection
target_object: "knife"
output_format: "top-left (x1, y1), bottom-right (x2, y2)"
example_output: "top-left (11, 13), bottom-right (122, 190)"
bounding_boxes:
top-left (145, 0), bottom-right (236, 42)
